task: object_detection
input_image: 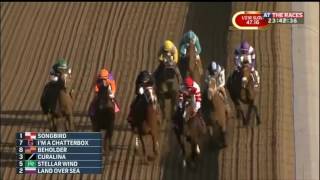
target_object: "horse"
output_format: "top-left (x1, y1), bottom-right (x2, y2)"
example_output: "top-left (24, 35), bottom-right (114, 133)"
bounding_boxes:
top-left (173, 92), bottom-right (206, 168)
top-left (179, 41), bottom-right (204, 86)
top-left (153, 53), bottom-right (181, 121)
top-left (90, 81), bottom-right (115, 154)
top-left (132, 86), bottom-right (161, 163)
top-left (202, 76), bottom-right (229, 148)
top-left (227, 59), bottom-right (260, 126)
top-left (40, 70), bottom-right (75, 132)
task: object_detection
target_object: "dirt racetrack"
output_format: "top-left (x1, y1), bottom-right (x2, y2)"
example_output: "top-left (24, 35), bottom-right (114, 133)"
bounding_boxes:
top-left (0, 2), bottom-right (295, 180)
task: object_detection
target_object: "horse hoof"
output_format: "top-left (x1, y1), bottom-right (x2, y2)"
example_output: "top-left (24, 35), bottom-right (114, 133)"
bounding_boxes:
top-left (208, 127), bottom-right (213, 136)
top-left (147, 155), bottom-right (155, 161)
top-left (182, 160), bottom-right (187, 168)
top-left (142, 158), bottom-right (149, 165)
top-left (154, 150), bottom-right (159, 156)
top-left (220, 142), bottom-right (227, 149)
top-left (196, 145), bottom-right (201, 155)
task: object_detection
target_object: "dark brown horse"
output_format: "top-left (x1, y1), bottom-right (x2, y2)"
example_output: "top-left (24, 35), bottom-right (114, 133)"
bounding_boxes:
top-left (154, 54), bottom-right (181, 121)
top-left (179, 42), bottom-right (204, 85)
top-left (90, 82), bottom-right (115, 154)
top-left (132, 86), bottom-right (161, 163)
top-left (202, 76), bottom-right (229, 148)
top-left (227, 60), bottom-right (260, 126)
top-left (40, 70), bottom-right (74, 132)
top-left (173, 93), bottom-right (206, 168)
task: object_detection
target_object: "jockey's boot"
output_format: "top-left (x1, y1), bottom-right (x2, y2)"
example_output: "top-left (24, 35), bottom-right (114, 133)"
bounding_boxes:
top-left (252, 70), bottom-right (260, 88)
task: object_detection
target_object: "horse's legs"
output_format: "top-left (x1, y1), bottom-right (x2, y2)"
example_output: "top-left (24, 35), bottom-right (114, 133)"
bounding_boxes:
top-left (158, 94), bottom-right (166, 120)
top-left (174, 128), bottom-right (186, 158)
top-left (151, 132), bottom-right (159, 156)
top-left (253, 104), bottom-right (261, 125)
top-left (188, 136), bottom-right (199, 165)
top-left (245, 103), bottom-right (253, 126)
top-left (139, 134), bottom-right (148, 163)
top-left (48, 114), bottom-right (57, 132)
top-left (103, 132), bottom-right (109, 154)
top-left (66, 114), bottom-right (75, 132)
top-left (170, 93), bottom-right (176, 121)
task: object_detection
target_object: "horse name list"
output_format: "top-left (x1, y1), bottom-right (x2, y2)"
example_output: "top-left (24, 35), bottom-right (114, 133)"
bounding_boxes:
top-left (37, 140), bottom-right (89, 146)
top-left (16, 132), bottom-right (102, 174)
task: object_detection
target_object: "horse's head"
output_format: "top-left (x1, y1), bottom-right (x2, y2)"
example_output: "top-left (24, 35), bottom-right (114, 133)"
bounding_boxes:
top-left (158, 53), bottom-right (178, 82)
top-left (240, 60), bottom-right (253, 89)
top-left (96, 81), bottom-right (114, 111)
top-left (186, 41), bottom-right (197, 69)
top-left (138, 86), bottom-right (158, 109)
top-left (207, 75), bottom-right (218, 100)
top-left (179, 90), bottom-right (196, 123)
top-left (57, 69), bottom-right (72, 91)
top-left (161, 53), bottom-right (175, 67)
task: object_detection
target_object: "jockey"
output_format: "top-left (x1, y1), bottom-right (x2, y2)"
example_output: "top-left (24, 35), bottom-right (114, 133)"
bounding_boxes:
top-left (179, 30), bottom-right (202, 60)
top-left (175, 76), bottom-right (206, 130)
top-left (177, 77), bottom-right (202, 114)
top-left (94, 68), bottom-right (116, 98)
top-left (157, 40), bottom-right (182, 84)
top-left (234, 40), bottom-right (260, 87)
top-left (89, 68), bottom-right (118, 117)
top-left (206, 61), bottom-right (227, 101)
top-left (158, 40), bottom-right (179, 64)
top-left (127, 70), bottom-right (155, 129)
top-left (49, 58), bottom-right (71, 82)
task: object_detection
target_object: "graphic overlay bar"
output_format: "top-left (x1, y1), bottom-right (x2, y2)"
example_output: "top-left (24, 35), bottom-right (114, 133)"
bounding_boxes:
top-left (232, 11), bottom-right (304, 30)
top-left (16, 132), bottom-right (102, 174)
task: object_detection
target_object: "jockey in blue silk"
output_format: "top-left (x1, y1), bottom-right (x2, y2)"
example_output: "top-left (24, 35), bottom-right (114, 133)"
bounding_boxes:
top-left (179, 30), bottom-right (202, 60)
top-left (206, 61), bottom-right (227, 100)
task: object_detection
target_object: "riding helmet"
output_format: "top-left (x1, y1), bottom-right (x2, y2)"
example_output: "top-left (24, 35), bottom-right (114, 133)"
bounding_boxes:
top-left (163, 40), bottom-right (174, 52)
top-left (57, 58), bottom-right (68, 70)
top-left (240, 40), bottom-right (250, 54)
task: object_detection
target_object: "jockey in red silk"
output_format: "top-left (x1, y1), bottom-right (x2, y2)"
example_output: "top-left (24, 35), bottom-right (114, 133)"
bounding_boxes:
top-left (178, 77), bottom-right (202, 113)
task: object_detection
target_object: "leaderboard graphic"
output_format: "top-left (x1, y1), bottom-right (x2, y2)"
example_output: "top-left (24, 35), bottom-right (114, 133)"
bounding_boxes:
top-left (16, 132), bottom-right (102, 174)
top-left (232, 11), bottom-right (304, 30)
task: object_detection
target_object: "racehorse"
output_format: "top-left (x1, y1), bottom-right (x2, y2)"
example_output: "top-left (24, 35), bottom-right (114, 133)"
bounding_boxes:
top-left (132, 86), bottom-right (161, 163)
top-left (227, 59), bottom-right (260, 126)
top-left (90, 81), bottom-right (115, 154)
top-left (40, 70), bottom-right (74, 132)
top-left (202, 76), bottom-right (229, 148)
top-left (153, 53), bottom-right (181, 121)
top-left (179, 41), bottom-right (204, 86)
top-left (173, 92), bottom-right (206, 168)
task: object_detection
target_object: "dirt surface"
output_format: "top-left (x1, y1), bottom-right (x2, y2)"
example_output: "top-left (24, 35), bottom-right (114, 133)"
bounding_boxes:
top-left (0, 2), bottom-right (295, 180)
